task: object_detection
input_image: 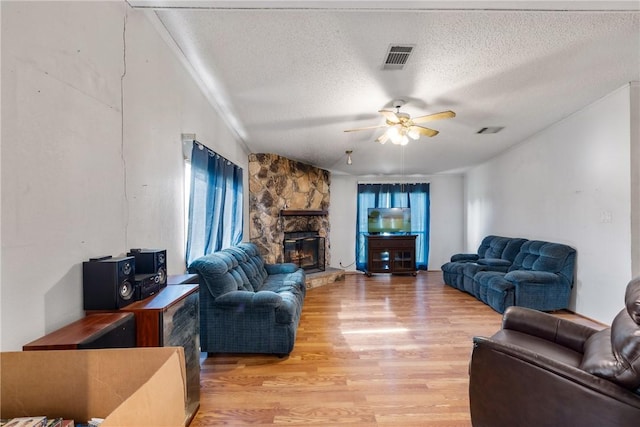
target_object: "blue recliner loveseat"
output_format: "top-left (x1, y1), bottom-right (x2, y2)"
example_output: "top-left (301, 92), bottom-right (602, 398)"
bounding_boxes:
top-left (442, 237), bottom-right (576, 314)
top-left (441, 235), bottom-right (526, 291)
top-left (473, 240), bottom-right (576, 313)
top-left (188, 242), bottom-right (306, 356)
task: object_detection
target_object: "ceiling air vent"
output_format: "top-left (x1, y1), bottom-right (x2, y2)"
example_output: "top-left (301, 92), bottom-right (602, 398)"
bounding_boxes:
top-left (477, 127), bottom-right (504, 134)
top-left (383, 45), bottom-right (415, 70)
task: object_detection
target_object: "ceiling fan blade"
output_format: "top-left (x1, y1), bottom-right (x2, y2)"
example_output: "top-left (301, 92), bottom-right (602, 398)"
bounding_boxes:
top-left (378, 110), bottom-right (401, 123)
top-left (376, 132), bottom-right (389, 144)
top-left (344, 124), bottom-right (388, 132)
top-left (411, 125), bottom-right (439, 137)
top-left (411, 110), bottom-right (456, 123)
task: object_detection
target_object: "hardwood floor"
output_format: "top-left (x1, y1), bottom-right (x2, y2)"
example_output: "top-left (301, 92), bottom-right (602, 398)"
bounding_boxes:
top-left (192, 271), bottom-right (600, 426)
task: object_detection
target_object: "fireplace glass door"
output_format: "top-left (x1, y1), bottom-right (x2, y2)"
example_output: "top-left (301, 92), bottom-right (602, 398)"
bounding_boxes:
top-left (283, 232), bottom-right (325, 272)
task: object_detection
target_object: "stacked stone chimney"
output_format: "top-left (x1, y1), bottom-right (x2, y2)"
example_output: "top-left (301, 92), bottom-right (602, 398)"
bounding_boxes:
top-left (248, 153), bottom-right (330, 265)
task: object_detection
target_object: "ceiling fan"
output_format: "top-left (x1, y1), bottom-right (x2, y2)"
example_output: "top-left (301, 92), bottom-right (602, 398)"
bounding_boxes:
top-left (344, 100), bottom-right (455, 145)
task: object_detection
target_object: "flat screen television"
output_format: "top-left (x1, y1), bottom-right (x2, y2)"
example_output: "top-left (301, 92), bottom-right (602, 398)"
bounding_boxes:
top-left (367, 207), bottom-right (411, 234)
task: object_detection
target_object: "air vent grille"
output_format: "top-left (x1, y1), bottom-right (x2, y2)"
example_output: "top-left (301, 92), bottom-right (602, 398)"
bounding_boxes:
top-left (477, 127), bottom-right (504, 134)
top-left (383, 45), bottom-right (415, 70)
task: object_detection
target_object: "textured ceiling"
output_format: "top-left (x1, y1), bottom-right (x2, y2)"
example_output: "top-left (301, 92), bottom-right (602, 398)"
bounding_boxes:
top-left (133, 1), bottom-right (640, 176)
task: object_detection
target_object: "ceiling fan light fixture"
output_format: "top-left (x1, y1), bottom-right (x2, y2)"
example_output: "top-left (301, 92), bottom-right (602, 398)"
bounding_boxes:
top-left (387, 125), bottom-right (400, 138)
top-left (407, 128), bottom-right (420, 140)
top-left (386, 124), bottom-right (407, 144)
top-left (345, 102), bottom-right (455, 145)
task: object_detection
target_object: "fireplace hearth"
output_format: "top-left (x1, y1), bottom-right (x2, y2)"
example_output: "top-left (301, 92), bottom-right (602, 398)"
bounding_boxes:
top-left (283, 231), bottom-right (326, 272)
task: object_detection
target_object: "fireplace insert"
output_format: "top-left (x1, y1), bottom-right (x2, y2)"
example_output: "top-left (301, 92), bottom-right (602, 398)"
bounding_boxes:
top-left (283, 231), bottom-right (325, 272)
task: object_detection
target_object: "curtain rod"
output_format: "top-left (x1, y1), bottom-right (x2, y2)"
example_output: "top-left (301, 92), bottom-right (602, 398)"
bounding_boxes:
top-left (357, 181), bottom-right (429, 185)
top-left (185, 138), bottom-right (239, 168)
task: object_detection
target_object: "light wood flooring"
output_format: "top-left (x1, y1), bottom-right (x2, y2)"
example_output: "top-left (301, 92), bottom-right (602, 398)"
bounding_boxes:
top-left (191, 271), bottom-right (603, 426)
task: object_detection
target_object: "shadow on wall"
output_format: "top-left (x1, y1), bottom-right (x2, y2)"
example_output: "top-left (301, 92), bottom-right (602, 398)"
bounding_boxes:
top-left (44, 263), bottom-right (84, 336)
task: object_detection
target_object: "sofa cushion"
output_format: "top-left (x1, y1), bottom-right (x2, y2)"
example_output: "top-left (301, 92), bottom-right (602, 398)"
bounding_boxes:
top-left (237, 253), bottom-right (265, 290)
top-left (475, 235), bottom-right (499, 258)
top-left (217, 247), bottom-right (253, 291)
top-left (226, 268), bottom-right (247, 291)
top-left (238, 243), bottom-right (269, 289)
top-left (235, 266), bottom-right (253, 292)
top-left (442, 261), bottom-right (469, 289)
top-left (473, 271), bottom-right (507, 297)
top-left (482, 236), bottom-right (511, 259)
top-left (511, 241), bottom-right (574, 273)
top-left (478, 258), bottom-right (512, 267)
top-left (502, 238), bottom-right (528, 261)
top-left (188, 253), bottom-right (239, 298)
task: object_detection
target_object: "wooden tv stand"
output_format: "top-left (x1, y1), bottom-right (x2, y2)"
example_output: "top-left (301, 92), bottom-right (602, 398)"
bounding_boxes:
top-left (365, 234), bottom-right (417, 276)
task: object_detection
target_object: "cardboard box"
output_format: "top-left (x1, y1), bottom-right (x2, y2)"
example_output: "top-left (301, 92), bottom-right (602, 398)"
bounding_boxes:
top-left (1, 347), bottom-right (187, 427)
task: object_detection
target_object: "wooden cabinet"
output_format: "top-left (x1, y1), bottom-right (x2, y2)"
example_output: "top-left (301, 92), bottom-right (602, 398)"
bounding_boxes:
top-left (120, 284), bottom-right (200, 425)
top-left (167, 273), bottom-right (199, 285)
top-left (366, 234), bottom-right (417, 276)
top-left (23, 312), bottom-right (136, 351)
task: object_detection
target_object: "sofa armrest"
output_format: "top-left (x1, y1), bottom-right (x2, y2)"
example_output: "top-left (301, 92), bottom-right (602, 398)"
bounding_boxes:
top-left (214, 290), bottom-right (282, 308)
top-left (265, 263), bottom-right (299, 275)
top-left (451, 253), bottom-right (479, 262)
top-left (502, 306), bottom-right (599, 353)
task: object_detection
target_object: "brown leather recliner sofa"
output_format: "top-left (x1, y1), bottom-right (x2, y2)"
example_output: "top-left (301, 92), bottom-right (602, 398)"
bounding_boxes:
top-left (469, 276), bottom-right (640, 427)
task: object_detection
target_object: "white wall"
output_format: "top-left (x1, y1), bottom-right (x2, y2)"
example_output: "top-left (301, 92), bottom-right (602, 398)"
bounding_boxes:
top-left (631, 82), bottom-right (640, 277)
top-left (329, 173), bottom-right (464, 271)
top-left (466, 84), bottom-right (634, 323)
top-left (0, 1), bottom-right (248, 351)
top-left (123, 9), bottom-right (248, 271)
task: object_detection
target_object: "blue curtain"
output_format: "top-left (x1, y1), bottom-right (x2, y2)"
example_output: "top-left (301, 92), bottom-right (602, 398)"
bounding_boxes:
top-left (185, 142), bottom-right (243, 266)
top-left (356, 183), bottom-right (430, 271)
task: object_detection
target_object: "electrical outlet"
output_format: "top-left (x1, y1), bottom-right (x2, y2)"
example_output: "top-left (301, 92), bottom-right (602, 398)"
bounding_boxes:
top-left (600, 211), bottom-right (612, 223)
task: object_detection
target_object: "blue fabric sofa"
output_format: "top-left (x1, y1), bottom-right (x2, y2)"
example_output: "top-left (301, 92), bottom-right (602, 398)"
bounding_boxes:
top-left (442, 237), bottom-right (576, 314)
top-left (441, 235), bottom-right (526, 291)
top-left (188, 242), bottom-right (306, 356)
top-left (473, 240), bottom-right (576, 313)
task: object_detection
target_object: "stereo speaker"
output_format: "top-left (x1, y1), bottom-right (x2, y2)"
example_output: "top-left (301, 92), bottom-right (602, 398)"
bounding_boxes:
top-left (127, 248), bottom-right (167, 286)
top-left (83, 256), bottom-right (136, 310)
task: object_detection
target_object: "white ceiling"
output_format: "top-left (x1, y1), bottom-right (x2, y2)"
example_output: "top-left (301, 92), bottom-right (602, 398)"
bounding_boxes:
top-left (131, 1), bottom-right (640, 176)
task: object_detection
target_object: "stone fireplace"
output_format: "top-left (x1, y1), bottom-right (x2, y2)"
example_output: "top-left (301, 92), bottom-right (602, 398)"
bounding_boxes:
top-left (248, 153), bottom-right (330, 266)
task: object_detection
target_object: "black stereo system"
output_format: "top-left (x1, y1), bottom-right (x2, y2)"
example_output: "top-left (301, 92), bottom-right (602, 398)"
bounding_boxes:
top-left (82, 249), bottom-right (167, 311)
top-left (127, 248), bottom-right (167, 287)
top-left (135, 273), bottom-right (160, 300)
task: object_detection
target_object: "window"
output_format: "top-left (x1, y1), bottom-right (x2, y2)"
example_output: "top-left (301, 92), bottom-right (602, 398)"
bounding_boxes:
top-left (185, 141), bottom-right (243, 266)
top-left (356, 183), bottom-right (430, 271)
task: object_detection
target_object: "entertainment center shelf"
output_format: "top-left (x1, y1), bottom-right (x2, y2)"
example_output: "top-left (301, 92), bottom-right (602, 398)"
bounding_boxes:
top-left (365, 234), bottom-right (417, 276)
